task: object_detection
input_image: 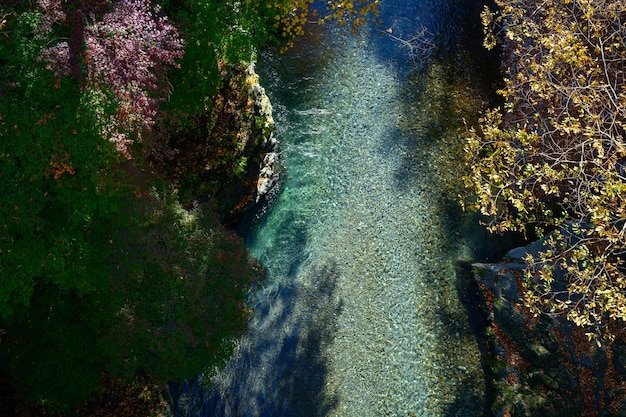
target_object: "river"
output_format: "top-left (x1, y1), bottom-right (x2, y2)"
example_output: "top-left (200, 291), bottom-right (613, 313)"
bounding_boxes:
top-left (173, 1), bottom-right (504, 416)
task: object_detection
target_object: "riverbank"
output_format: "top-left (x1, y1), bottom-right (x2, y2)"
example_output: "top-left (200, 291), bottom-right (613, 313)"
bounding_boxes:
top-left (473, 238), bottom-right (626, 417)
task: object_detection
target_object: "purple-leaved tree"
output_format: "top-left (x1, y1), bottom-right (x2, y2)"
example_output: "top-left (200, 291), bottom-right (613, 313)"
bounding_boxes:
top-left (38, 0), bottom-right (184, 157)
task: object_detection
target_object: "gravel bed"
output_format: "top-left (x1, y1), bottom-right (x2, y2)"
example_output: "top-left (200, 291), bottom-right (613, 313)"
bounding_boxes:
top-left (176, 4), bottom-right (491, 416)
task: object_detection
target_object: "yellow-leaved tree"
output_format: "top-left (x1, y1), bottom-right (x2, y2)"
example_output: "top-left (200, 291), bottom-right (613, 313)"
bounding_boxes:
top-left (464, 0), bottom-right (626, 341)
top-left (269, 0), bottom-right (380, 51)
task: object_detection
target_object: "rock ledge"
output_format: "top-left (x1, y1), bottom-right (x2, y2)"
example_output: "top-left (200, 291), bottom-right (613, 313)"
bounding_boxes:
top-left (474, 240), bottom-right (626, 417)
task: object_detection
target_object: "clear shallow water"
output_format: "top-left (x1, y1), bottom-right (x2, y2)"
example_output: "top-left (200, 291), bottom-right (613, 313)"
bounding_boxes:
top-left (173, 1), bottom-right (502, 416)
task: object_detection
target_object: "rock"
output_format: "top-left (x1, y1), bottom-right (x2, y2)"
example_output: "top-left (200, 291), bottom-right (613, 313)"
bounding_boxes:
top-left (473, 236), bottom-right (626, 416)
top-left (256, 151), bottom-right (279, 202)
top-left (200, 62), bottom-right (281, 228)
top-left (159, 60), bottom-right (280, 230)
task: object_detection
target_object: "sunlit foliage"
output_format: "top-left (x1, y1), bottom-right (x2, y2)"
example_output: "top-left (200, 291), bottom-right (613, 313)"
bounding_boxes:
top-left (464, 0), bottom-right (626, 340)
top-left (269, 0), bottom-right (380, 52)
top-left (34, 0), bottom-right (184, 157)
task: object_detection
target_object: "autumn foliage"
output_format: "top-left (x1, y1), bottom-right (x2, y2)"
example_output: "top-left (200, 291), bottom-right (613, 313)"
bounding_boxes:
top-left (465, 0), bottom-right (626, 339)
top-left (270, 0), bottom-right (380, 52)
top-left (37, 0), bottom-right (184, 157)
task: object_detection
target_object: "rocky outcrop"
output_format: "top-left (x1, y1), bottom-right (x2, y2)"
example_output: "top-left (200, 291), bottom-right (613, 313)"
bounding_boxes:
top-left (210, 62), bottom-right (280, 228)
top-left (474, 239), bottom-right (626, 417)
top-left (248, 79), bottom-right (279, 204)
top-left (163, 61), bottom-right (280, 229)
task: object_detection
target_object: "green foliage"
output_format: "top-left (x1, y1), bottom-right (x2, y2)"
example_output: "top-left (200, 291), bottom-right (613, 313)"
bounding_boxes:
top-left (0, 74), bottom-right (115, 319)
top-left (0, 32), bottom-right (120, 406)
top-left (464, 0), bottom-right (626, 340)
top-left (0, 3), bottom-right (260, 411)
top-left (99, 187), bottom-right (259, 385)
top-left (2, 183), bottom-right (259, 410)
top-left (160, 0), bottom-right (279, 116)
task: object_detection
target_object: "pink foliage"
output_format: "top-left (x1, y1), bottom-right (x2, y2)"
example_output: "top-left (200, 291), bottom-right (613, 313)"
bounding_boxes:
top-left (85, 0), bottom-right (184, 156)
top-left (36, 0), bottom-right (66, 38)
top-left (39, 41), bottom-right (71, 78)
top-left (38, 0), bottom-right (184, 158)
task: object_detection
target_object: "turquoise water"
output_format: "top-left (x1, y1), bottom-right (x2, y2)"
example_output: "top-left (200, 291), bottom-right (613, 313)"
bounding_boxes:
top-left (173, 1), bottom-right (503, 416)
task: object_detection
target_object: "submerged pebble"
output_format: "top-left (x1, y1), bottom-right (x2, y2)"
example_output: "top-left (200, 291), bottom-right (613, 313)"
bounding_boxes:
top-left (190, 2), bottom-right (492, 417)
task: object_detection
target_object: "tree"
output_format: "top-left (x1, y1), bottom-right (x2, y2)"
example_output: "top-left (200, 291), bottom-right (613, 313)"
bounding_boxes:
top-left (0, 2), bottom-right (259, 410)
top-left (464, 0), bottom-right (626, 340)
top-left (34, 0), bottom-right (184, 158)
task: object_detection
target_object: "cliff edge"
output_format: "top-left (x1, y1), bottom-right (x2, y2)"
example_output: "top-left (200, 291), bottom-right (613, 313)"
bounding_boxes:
top-left (474, 239), bottom-right (626, 416)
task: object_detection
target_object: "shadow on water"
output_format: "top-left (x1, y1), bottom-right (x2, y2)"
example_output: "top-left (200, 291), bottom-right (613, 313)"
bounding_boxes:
top-left (422, 2), bottom-right (527, 416)
top-left (452, 261), bottom-right (497, 417)
top-left (283, 262), bottom-right (343, 417)
top-left (171, 260), bottom-right (342, 417)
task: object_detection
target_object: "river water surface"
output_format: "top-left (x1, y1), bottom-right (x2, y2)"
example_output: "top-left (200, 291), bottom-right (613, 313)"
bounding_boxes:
top-left (174, 1), bottom-right (503, 416)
